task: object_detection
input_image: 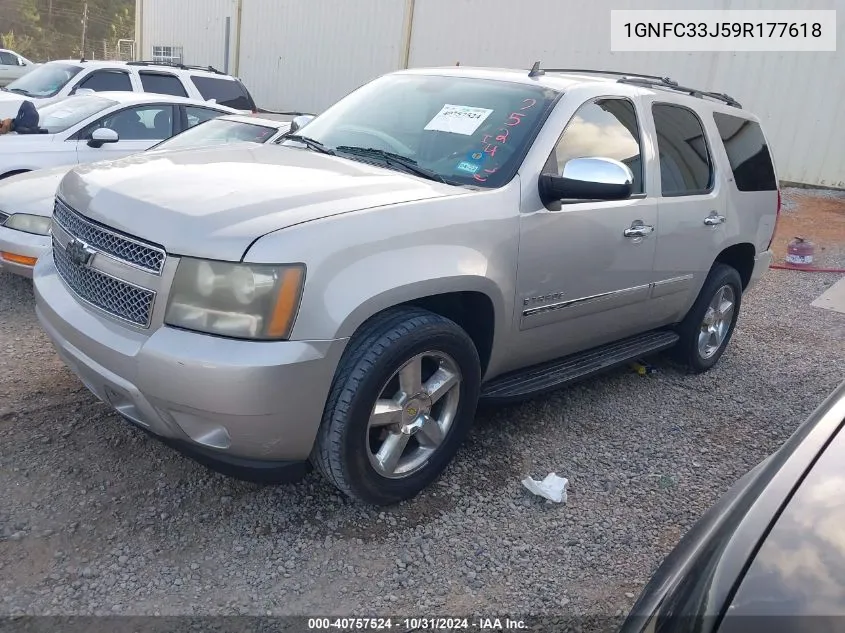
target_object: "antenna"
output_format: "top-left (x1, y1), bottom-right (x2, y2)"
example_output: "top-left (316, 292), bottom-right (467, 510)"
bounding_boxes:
top-left (528, 61), bottom-right (545, 77)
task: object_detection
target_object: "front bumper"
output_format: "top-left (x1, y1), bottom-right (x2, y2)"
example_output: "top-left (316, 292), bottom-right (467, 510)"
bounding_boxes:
top-left (33, 252), bottom-right (348, 464)
top-left (0, 225), bottom-right (50, 278)
top-left (747, 249), bottom-right (773, 291)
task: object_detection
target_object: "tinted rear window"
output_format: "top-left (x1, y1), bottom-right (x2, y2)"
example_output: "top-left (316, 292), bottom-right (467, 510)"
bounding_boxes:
top-left (190, 76), bottom-right (254, 110)
top-left (139, 72), bottom-right (188, 97)
top-left (713, 112), bottom-right (777, 191)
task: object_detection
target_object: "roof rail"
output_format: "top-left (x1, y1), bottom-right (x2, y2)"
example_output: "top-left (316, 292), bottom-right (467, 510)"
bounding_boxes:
top-left (126, 60), bottom-right (227, 75)
top-left (617, 77), bottom-right (742, 108)
top-left (526, 62), bottom-right (741, 108)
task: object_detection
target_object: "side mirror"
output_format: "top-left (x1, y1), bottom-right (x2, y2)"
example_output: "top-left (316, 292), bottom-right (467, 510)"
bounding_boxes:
top-left (88, 127), bottom-right (119, 148)
top-left (539, 157), bottom-right (634, 204)
top-left (289, 114), bottom-right (315, 134)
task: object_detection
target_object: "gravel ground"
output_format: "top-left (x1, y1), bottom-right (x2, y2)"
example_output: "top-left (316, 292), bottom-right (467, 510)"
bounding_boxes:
top-left (1, 252), bottom-right (844, 619)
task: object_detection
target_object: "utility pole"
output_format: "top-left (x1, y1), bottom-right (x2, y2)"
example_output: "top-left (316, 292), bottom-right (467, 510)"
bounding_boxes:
top-left (80, 2), bottom-right (89, 59)
top-left (48, 0), bottom-right (53, 28)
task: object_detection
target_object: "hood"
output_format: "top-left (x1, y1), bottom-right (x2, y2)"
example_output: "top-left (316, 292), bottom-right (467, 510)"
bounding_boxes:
top-left (0, 92), bottom-right (50, 119)
top-left (0, 165), bottom-right (71, 216)
top-left (0, 94), bottom-right (26, 119)
top-left (58, 143), bottom-right (465, 261)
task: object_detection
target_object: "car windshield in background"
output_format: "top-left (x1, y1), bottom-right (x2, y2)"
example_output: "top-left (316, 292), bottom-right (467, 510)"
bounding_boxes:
top-left (4, 63), bottom-right (82, 98)
top-left (282, 73), bottom-right (560, 188)
top-left (36, 95), bottom-right (117, 134)
top-left (152, 118), bottom-right (279, 151)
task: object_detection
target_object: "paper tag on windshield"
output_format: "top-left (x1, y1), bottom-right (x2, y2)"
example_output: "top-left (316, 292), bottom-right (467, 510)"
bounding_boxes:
top-left (424, 104), bottom-right (493, 135)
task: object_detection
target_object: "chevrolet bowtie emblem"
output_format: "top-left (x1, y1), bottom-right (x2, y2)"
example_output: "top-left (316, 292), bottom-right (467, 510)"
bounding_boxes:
top-left (66, 238), bottom-right (96, 268)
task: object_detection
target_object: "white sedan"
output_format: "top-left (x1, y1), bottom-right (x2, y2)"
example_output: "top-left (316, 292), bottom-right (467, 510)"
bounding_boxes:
top-left (0, 91), bottom-right (241, 179)
top-left (0, 114), bottom-right (291, 277)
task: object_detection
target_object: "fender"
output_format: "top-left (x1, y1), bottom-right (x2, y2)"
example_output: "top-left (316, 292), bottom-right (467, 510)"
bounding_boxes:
top-left (242, 180), bottom-right (523, 346)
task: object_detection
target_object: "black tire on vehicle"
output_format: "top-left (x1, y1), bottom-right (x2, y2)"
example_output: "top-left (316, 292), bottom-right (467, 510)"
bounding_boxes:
top-left (311, 307), bottom-right (481, 505)
top-left (672, 263), bottom-right (743, 373)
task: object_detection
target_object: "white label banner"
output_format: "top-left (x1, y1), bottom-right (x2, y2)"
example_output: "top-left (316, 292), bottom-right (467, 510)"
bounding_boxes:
top-left (610, 10), bottom-right (836, 52)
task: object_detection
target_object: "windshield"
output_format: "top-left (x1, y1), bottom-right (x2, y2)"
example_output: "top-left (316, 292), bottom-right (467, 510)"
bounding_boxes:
top-left (151, 118), bottom-right (280, 151)
top-left (36, 95), bottom-right (117, 134)
top-left (5, 63), bottom-right (82, 98)
top-left (282, 73), bottom-right (559, 188)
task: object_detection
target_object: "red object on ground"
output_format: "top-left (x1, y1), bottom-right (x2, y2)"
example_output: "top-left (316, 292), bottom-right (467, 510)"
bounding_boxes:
top-left (786, 236), bottom-right (815, 268)
top-left (770, 264), bottom-right (845, 273)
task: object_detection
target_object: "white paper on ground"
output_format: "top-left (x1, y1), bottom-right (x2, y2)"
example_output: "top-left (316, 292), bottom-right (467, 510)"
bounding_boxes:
top-left (521, 473), bottom-right (569, 503)
top-left (424, 104), bottom-right (494, 135)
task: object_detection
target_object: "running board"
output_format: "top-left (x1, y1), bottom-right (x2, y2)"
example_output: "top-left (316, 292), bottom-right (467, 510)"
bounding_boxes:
top-left (480, 330), bottom-right (679, 404)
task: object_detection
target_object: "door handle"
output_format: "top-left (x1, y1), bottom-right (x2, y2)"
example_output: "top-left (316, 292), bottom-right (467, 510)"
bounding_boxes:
top-left (703, 212), bottom-right (726, 226)
top-left (624, 222), bottom-right (655, 238)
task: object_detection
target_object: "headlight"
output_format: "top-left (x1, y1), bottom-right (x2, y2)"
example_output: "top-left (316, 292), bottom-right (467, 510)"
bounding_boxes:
top-left (164, 258), bottom-right (305, 340)
top-left (3, 213), bottom-right (52, 236)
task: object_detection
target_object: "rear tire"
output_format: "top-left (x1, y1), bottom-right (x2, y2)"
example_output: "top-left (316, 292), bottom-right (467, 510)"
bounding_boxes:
top-left (673, 263), bottom-right (743, 373)
top-left (311, 307), bottom-right (481, 506)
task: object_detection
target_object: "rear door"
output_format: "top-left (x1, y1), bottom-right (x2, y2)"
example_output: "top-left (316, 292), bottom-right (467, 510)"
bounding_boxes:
top-left (138, 71), bottom-right (189, 98)
top-left (646, 99), bottom-right (728, 324)
top-left (74, 103), bottom-right (177, 164)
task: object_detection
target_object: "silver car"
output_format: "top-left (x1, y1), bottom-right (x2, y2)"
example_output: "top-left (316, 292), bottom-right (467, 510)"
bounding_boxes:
top-left (33, 66), bottom-right (779, 505)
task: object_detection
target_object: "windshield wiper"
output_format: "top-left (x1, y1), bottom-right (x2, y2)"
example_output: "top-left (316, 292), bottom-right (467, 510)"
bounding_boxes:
top-left (282, 134), bottom-right (336, 155)
top-left (4, 87), bottom-right (33, 96)
top-left (335, 146), bottom-right (450, 184)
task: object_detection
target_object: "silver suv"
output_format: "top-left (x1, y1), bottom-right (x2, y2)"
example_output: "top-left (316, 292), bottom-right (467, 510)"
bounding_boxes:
top-left (33, 65), bottom-right (780, 505)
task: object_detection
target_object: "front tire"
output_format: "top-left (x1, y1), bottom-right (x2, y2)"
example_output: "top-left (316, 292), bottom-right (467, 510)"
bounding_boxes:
top-left (673, 263), bottom-right (743, 373)
top-left (311, 307), bottom-right (481, 505)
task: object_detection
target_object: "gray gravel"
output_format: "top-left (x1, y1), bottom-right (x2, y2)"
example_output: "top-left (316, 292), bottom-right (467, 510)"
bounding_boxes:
top-left (1, 259), bottom-right (844, 618)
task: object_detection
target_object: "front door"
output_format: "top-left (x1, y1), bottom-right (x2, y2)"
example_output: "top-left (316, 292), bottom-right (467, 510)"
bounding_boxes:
top-left (513, 96), bottom-right (658, 370)
top-left (75, 104), bottom-right (176, 165)
top-left (645, 100), bottom-right (727, 324)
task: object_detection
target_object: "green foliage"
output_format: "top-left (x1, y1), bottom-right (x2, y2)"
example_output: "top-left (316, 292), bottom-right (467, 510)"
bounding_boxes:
top-left (0, 0), bottom-right (135, 61)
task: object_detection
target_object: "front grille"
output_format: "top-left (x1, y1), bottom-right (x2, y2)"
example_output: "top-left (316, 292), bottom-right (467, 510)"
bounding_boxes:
top-left (53, 237), bottom-right (155, 327)
top-left (53, 199), bottom-right (165, 274)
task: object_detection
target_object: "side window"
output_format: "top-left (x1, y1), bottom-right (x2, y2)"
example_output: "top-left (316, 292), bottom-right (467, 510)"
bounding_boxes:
top-left (712, 112), bottom-right (777, 191)
top-left (0, 51), bottom-right (17, 65)
top-left (190, 76), bottom-right (254, 110)
top-left (546, 98), bottom-right (644, 195)
top-left (77, 70), bottom-right (133, 93)
top-left (185, 106), bottom-right (225, 128)
top-left (95, 105), bottom-right (175, 141)
top-left (139, 72), bottom-right (188, 97)
top-left (652, 104), bottom-right (713, 196)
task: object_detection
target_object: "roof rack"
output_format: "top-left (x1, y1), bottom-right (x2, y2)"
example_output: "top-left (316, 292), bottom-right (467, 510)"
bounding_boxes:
top-left (527, 62), bottom-right (742, 108)
top-left (126, 60), bottom-right (227, 75)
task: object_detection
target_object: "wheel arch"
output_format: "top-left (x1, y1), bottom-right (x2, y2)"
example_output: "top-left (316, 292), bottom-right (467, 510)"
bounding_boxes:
top-left (336, 279), bottom-right (504, 378)
top-left (715, 242), bottom-right (756, 289)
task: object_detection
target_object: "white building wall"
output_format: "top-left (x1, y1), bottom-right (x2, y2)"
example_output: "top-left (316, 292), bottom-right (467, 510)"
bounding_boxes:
top-left (409, 0), bottom-right (845, 188)
top-left (237, 0), bottom-right (407, 115)
top-left (139, 0), bottom-right (239, 73)
top-left (139, 0), bottom-right (845, 187)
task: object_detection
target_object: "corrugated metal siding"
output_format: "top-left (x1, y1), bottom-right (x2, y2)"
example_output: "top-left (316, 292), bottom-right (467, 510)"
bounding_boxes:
top-left (237, 0), bottom-right (406, 114)
top-left (408, 0), bottom-right (845, 188)
top-left (140, 0), bottom-right (844, 186)
top-left (141, 0), bottom-right (238, 72)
